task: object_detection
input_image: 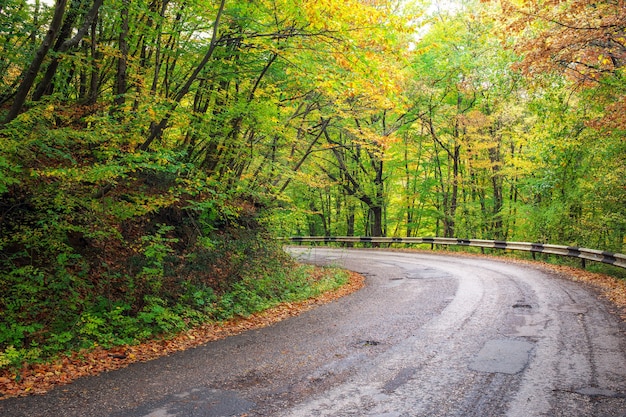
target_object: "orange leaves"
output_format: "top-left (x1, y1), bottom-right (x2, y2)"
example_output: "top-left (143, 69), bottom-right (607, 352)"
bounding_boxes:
top-left (496, 0), bottom-right (626, 139)
top-left (332, 51), bottom-right (354, 72)
top-left (501, 0), bottom-right (626, 82)
top-left (457, 110), bottom-right (492, 132)
top-left (586, 95), bottom-right (626, 131)
top-left (543, 263), bottom-right (626, 321)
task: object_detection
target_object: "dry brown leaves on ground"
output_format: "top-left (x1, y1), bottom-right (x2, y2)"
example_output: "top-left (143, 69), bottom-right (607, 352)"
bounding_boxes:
top-left (540, 263), bottom-right (626, 321)
top-left (0, 271), bottom-right (365, 400)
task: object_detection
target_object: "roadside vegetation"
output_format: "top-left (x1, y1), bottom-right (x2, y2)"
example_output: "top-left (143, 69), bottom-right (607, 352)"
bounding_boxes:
top-left (0, 202), bottom-right (349, 373)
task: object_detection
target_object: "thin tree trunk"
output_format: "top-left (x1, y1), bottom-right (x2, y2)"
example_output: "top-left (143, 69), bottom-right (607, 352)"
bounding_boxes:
top-left (138, 0), bottom-right (226, 151)
top-left (32, 0), bottom-right (104, 101)
top-left (114, 0), bottom-right (130, 109)
top-left (150, 1), bottom-right (173, 95)
top-left (448, 144), bottom-right (460, 238)
top-left (277, 118), bottom-right (330, 193)
top-left (31, 0), bottom-right (82, 100)
top-left (85, 14), bottom-right (99, 105)
top-left (3, 0), bottom-right (68, 125)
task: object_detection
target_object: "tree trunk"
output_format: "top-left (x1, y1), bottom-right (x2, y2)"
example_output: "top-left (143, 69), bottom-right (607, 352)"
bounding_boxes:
top-left (31, 0), bottom-right (82, 101)
top-left (32, 0), bottom-right (104, 102)
top-left (113, 0), bottom-right (130, 109)
top-left (370, 205), bottom-right (384, 237)
top-left (447, 144), bottom-right (460, 238)
top-left (3, 0), bottom-right (68, 125)
top-left (85, 14), bottom-right (99, 105)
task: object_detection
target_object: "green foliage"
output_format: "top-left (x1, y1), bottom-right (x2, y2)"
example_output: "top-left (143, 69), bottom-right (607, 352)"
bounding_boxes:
top-left (0, 153), bottom-right (20, 194)
top-left (0, 346), bottom-right (42, 371)
top-left (137, 297), bottom-right (186, 337)
top-left (213, 262), bottom-right (347, 320)
top-left (0, 194), bottom-right (349, 370)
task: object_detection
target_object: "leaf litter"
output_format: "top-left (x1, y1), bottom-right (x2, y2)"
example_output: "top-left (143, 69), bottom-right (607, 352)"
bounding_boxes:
top-left (0, 271), bottom-right (365, 400)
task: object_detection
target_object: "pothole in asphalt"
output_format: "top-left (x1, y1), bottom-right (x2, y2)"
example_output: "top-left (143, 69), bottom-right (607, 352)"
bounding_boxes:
top-left (512, 303), bottom-right (533, 309)
top-left (353, 340), bottom-right (382, 348)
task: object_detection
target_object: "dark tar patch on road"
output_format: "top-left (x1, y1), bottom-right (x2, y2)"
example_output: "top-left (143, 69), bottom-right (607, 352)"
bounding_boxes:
top-left (112, 387), bottom-right (256, 417)
top-left (469, 339), bottom-right (534, 375)
top-left (383, 367), bottom-right (418, 393)
top-left (575, 387), bottom-right (626, 399)
top-left (557, 304), bottom-right (588, 314)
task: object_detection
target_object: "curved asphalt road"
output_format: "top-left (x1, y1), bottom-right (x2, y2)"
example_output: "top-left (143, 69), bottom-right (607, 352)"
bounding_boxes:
top-left (2, 248), bottom-right (625, 417)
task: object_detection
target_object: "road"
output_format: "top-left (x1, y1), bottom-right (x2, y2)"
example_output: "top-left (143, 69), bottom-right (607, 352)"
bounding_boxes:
top-left (1, 248), bottom-right (625, 417)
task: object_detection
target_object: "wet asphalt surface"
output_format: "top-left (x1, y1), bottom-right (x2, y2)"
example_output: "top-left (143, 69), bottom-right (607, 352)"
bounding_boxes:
top-left (1, 247), bottom-right (626, 417)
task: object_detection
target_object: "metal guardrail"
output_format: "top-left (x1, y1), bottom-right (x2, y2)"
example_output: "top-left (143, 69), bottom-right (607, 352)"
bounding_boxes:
top-left (286, 236), bottom-right (626, 270)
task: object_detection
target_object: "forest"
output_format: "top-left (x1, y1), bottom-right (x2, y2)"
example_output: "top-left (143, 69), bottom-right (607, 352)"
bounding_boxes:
top-left (0, 0), bottom-right (624, 372)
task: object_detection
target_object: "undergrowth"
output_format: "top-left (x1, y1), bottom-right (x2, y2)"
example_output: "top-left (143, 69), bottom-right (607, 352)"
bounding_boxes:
top-left (0, 228), bottom-right (347, 371)
top-left (0, 116), bottom-right (354, 371)
top-left (0, 147), bottom-right (348, 372)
